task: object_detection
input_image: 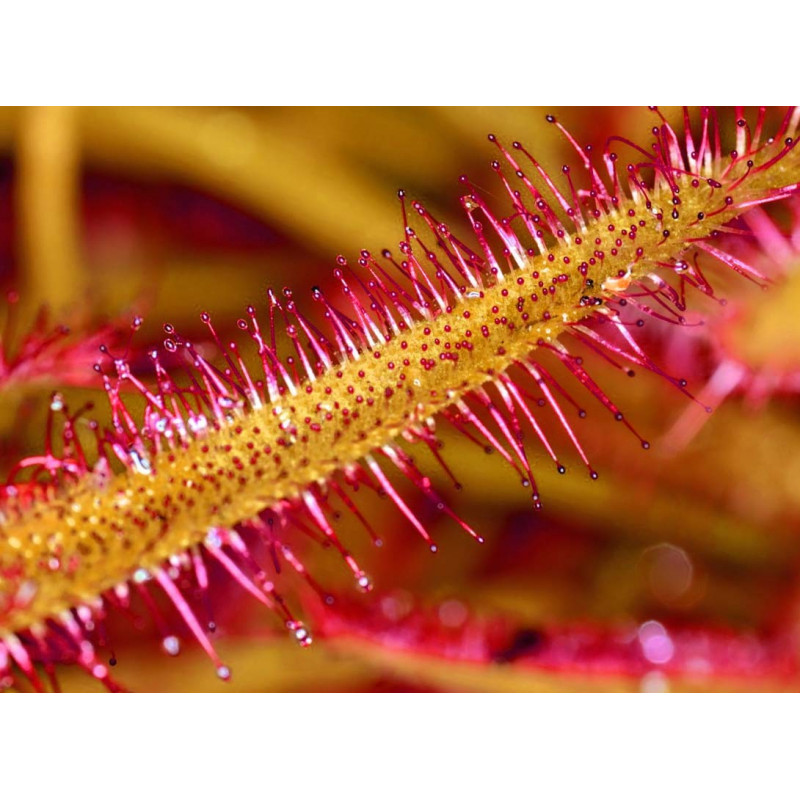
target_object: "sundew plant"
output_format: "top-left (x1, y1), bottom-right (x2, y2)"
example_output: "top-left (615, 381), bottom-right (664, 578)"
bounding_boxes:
top-left (2, 107), bottom-right (800, 692)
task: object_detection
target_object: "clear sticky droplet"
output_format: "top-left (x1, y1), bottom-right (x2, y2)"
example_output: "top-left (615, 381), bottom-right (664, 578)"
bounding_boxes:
top-left (288, 621), bottom-right (313, 647)
top-left (205, 528), bottom-right (223, 549)
top-left (295, 627), bottom-right (312, 647)
top-left (133, 568), bottom-right (151, 584)
top-left (188, 415), bottom-right (208, 434)
top-left (128, 449), bottom-right (152, 475)
top-left (162, 635), bottom-right (181, 656)
top-left (356, 572), bottom-right (373, 592)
